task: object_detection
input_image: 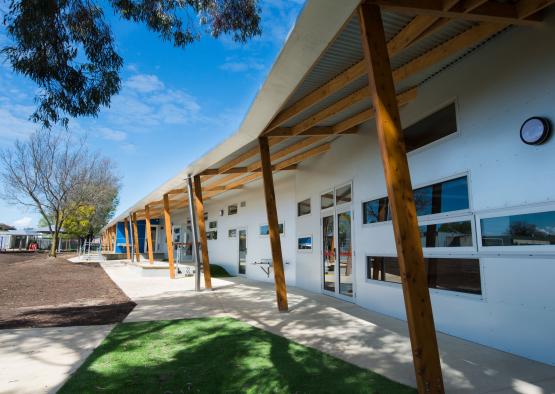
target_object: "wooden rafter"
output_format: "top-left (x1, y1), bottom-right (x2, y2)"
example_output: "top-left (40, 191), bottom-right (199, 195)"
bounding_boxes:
top-left (369, 0), bottom-right (544, 26)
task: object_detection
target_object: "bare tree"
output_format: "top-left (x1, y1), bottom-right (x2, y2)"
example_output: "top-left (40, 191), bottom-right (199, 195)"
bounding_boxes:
top-left (0, 129), bottom-right (120, 257)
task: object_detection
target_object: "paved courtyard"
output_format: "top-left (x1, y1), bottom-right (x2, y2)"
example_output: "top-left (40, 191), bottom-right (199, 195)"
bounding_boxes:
top-left (1, 260), bottom-right (554, 393)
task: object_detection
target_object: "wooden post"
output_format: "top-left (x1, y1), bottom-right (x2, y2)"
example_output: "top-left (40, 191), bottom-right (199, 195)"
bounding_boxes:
top-left (163, 193), bottom-right (176, 279)
top-left (193, 175), bottom-right (213, 290)
top-left (258, 136), bottom-right (288, 312)
top-left (145, 205), bottom-right (154, 264)
top-left (358, 3), bottom-right (444, 393)
top-left (132, 212), bottom-right (140, 262)
top-left (124, 219), bottom-right (131, 259)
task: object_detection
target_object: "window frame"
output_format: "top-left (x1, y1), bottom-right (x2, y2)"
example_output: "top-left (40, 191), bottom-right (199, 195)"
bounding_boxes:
top-left (297, 234), bottom-right (313, 253)
top-left (364, 253), bottom-right (484, 299)
top-left (361, 172), bottom-right (473, 228)
top-left (476, 202), bottom-right (555, 256)
top-left (259, 223), bottom-right (285, 237)
top-left (419, 214), bottom-right (477, 256)
top-left (405, 98), bottom-right (461, 157)
top-left (297, 197), bottom-right (312, 218)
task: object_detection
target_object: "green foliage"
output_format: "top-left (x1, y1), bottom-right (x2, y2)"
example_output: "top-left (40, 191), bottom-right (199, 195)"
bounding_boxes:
top-left (60, 317), bottom-right (415, 394)
top-left (2, 0), bottom-right (261, 128)
top-left (209, 263), bottom-right (233, 277)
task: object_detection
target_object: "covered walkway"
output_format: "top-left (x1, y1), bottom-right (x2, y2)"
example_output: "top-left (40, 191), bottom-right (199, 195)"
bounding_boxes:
top-left (102, 261), bottom-right (555, 394)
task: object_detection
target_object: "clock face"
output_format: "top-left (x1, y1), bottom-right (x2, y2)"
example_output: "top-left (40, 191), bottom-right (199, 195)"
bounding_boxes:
top-left (520, 117), bottom-right (550, 145)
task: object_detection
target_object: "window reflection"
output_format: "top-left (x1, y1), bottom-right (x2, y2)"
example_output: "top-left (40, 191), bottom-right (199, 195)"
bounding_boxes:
top-left (297, 198), bottom-right (311, 217)
top-left (335, 184), bottom-right (352, 206)
top-left (419, 220), bottom-right (473, 248)
top-left (481, 210), bottom-right (555, 246)
top-left (321, 191), bottom-right (334, 210)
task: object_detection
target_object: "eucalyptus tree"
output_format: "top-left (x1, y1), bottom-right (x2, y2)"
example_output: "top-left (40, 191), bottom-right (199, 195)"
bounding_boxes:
top-left (0, 129), bottom-right (120, 256)
top-left (1, 0), bottom-right (262, 128)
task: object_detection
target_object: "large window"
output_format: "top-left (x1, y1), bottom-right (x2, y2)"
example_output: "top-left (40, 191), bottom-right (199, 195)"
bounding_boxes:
top-left (367, 256), bottom-right (481, 295)
top-left (481, 210), bottom-right (555, 246)
top-left (259, 223), bottom-right (284, 236)
top-left (419, 220), bottom-right (473, 248)
top-left (404, 102), bottom-right (457, 152)
top-left (362, 176), bottom-right (469, 224)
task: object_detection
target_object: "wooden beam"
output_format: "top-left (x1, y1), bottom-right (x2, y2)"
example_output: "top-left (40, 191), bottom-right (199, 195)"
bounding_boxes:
top-left (369, 0), bottom-right (543, 26)
top-left (259, 136), bottom-right (288, 312)
top-left (193, 175), bottom-right (212, 290)
top-left (358, 3), bottom-right (444, 393)
top-left (124, 219), bottom-right (131, 259)
top-left (145, 205), bottom-right (154, 263)
top-left (163, 193), bottom-right (176, 279)
top-left (132, 212), bottom-right (140, 262)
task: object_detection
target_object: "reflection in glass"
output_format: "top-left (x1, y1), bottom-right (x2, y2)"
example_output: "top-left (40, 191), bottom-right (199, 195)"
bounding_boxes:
top-left (367, 256), bottom-right (481, 294)
top-left (321, 191), bottom-right (334, 210)
top-left (335, 185), bottom-right (352, 206)
top-left (481, 210), bottom-right (555, 246)
top-left (259, 223), bottom-right (284, 235)
top-left (297, 198), bottom-right (311, 217)
top-left (228, 229), bottom-right (237, 238)
top-left (322, 215), bottom-right (335, 292)
top-left (363, 197), bottom-right (389, 224)
top-left (228, 204), bottom-right (238, 215)
top-left (297, 236), bottom-right (312, 250)
top-left (419, 220), bottom-right (473, 248)
top-left (337, 211), bottom-right (353, 296)
top-left (238, 229), bottom-right (247, 274)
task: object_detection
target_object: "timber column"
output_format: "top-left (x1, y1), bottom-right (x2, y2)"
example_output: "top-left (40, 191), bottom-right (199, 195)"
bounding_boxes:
top-left (193, 175), bottom-right (213, 290)
top-left (124, 219), bottom-right (131, 259)
top-left (145, 205), bottom-right (154, 263)
top-left (358, 3), bottom-right (444, 393)
top-left (258, 136), bottom-right (288, 312)
top-left (163, 193), bottom-right (176, 279)
top-left (132, 212), bottom-right (140, 262)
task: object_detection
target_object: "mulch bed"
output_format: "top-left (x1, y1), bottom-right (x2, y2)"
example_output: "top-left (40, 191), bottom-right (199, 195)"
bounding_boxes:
top-left (0, 252), bottom-right (135, 329)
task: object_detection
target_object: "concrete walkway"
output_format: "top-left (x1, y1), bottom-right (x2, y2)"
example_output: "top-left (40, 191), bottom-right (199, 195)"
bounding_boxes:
top-left (101, 260), bottom-right (555, 394)
top-left (0, 325), bottom-right (113, 394)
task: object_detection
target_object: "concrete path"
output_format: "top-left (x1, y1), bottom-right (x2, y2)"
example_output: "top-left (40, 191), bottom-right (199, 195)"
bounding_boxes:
top-left (101, 260), bottom-right (555, 394)
top-left (0, 324), bottom-right (113, 394)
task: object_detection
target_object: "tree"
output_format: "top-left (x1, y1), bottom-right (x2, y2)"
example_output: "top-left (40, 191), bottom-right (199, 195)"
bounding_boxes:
top-left (0, 129), bottom-right (120, 257)
top-left (2, 0), bottom-right (261, 128)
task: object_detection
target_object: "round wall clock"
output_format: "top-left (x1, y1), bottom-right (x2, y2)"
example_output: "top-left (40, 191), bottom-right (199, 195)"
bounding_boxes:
top-left (520, 117), bottom-right (551, 145)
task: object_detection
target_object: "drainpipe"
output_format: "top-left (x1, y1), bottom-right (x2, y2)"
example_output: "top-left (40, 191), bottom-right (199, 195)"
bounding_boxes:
top-left (186, 176), bottom-right (201, 292)
top-left (128, 214), bottom-right (135, 263)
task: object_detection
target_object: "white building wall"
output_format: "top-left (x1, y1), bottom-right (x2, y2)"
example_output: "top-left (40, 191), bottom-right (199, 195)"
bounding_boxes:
top-left (162, 17), bottom-right (555, 365)
top-left (202, 176), bottom-right (297, 284)
top-left (294, 20), bottom-right (555, 365)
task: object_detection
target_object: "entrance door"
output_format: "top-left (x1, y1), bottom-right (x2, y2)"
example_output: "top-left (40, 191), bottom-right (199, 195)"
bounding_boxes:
top-left (238, 229), bottom-right (247, 275)
top-left (321, 183), bottom-right (354, 299)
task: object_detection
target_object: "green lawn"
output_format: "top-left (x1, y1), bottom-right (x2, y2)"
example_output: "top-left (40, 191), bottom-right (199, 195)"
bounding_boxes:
top-left (60, 317), bottom-right (415, 393)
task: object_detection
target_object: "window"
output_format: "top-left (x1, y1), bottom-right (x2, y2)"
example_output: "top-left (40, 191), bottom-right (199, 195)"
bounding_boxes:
top-left (228, 229), bottom-right (237, 238)
top-left (362, 176), bottom-right (469, 224)
top-left (297, 236), bottom-right (312, 251)
top-left (207, 231), bottom-right (217, 240)
top-left (335, 184), bottom-right (352, 205)
top-left (321, 191), bottom-right (334, 210)
top-left (297, 198), bottom-right (311, 217)
top-left (419, 220), bottom-right (473, 248)
top-left (208, 221), bottom-right (217, 229)
top-left (259, 223), bottom-right (284, 236)
top-left (240, 201), bottom-right (246, 207)
top-left (228, 204), bottom-right (238, 215)
top-left (362, 197), bottom-right (390, 224)
top-left (367, 256), bottom-right (481, 295)
top-left (481, 210), bottom-right (555, 246)
top-left (203, 212), bottom-right (208, 221)
top-left (404, 102), bottom-right (457, 152)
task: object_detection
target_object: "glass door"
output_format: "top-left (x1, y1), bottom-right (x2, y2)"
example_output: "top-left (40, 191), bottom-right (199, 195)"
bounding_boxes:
top-left (238, 229), bottom-right (247, 275)
top-left (322, 215), bottom-right (335, 292)
top-left (337, 210), bottom-right (353, 297)
top-left (320, 182), bottom-right (354, 299)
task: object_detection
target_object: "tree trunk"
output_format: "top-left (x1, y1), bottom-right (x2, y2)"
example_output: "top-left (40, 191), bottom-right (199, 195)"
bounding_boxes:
top-left (50, 230), bottom-right (58, 257)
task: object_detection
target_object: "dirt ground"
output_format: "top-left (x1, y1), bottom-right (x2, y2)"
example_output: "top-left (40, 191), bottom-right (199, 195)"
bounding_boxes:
top-left (0, 252), bottom-right (135, 329)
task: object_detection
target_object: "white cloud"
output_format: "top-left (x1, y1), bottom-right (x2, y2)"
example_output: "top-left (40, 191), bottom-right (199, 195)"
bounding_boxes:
top-left (98, 127), bottom-right (127, 141)
top-left (0, 105), bottom-right (36, 141)
top-left (13, 216), bottom-right (33, 229)
top-left (220, 57), bottom-right (265, 73)
top-left (125, 74), bottom-right (164, 93)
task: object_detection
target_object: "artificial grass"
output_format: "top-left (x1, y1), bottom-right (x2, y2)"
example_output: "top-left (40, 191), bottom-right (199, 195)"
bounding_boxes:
top-left (209, 263), bottom-right (233, 277)
top-left (60, 317), bottom-right (415, 394)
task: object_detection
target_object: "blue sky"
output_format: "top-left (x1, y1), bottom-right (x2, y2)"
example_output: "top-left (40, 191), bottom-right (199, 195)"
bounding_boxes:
top-left (0, 0), bottom-right (305, 228)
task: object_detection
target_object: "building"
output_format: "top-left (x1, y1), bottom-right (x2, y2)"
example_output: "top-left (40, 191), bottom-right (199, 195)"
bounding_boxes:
top-left (102, 0), bottom-right (555, 383)
top-left (0, 228), bottom-right (79, 251)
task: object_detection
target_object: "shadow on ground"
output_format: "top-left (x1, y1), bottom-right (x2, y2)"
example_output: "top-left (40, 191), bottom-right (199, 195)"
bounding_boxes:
top-left (59, 317), bottom-right (415, 394)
